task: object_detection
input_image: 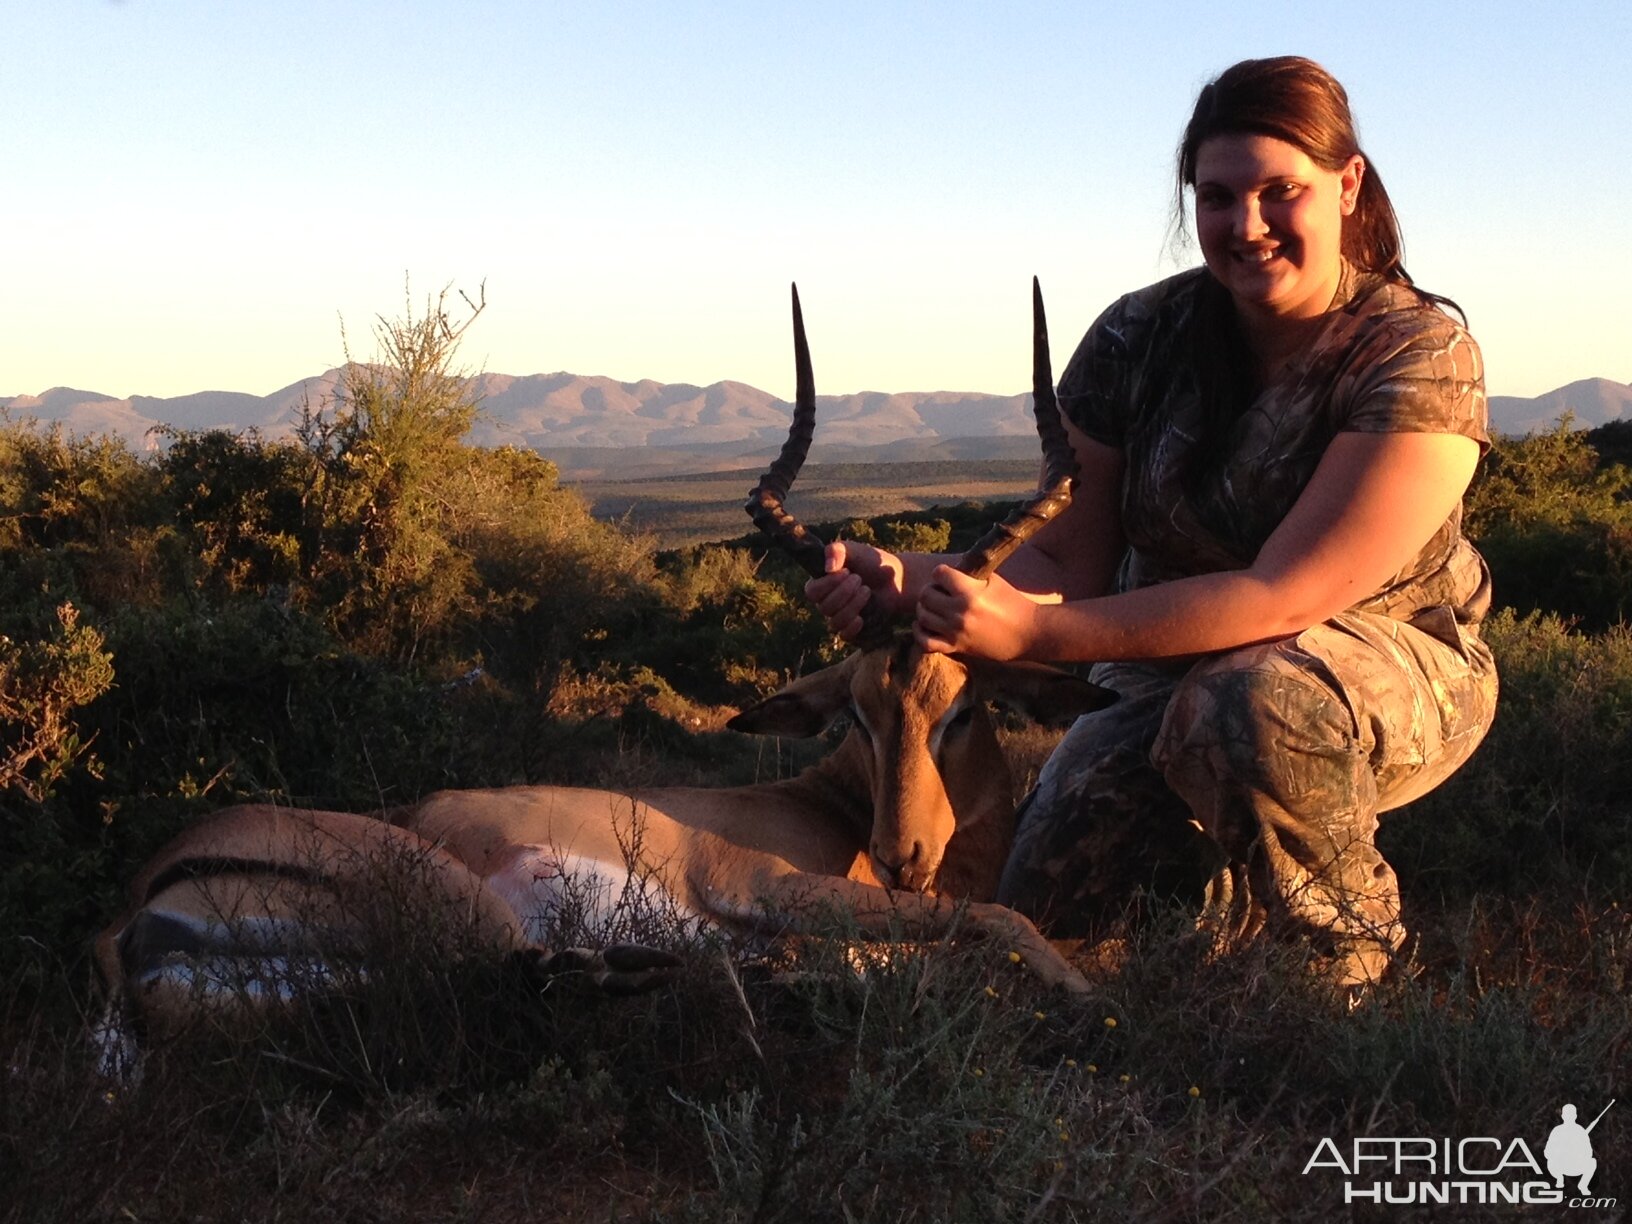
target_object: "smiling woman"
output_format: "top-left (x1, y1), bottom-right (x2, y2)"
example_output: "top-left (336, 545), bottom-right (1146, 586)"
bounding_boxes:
top-left (804, 56), bottom-right (1499, 991)
top-left (1191, 133), bottom-right (1360, 339)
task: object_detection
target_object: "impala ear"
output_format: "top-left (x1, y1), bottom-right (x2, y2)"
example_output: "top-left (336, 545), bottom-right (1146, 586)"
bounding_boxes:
top-left (726, 660), bottom-right (857, 738)
top-left (962, 658), bottom-right (1117, 728)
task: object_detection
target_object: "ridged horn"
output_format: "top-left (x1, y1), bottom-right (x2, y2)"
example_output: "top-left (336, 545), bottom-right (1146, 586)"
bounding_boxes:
top-left (744, 285), bottom-right (897, 647)
top-left (956, 277), bottom-right (1076, 579)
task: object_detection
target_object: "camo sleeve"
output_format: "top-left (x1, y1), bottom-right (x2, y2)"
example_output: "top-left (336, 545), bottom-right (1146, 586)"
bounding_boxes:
top-left (1055, 293), bottom-right (1141, 448)
top-left (1335, 311), bottom-right (1490, 451)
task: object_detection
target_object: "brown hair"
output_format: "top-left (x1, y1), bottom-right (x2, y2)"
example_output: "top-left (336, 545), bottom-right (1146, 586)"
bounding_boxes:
top-left (1176, 55), bottom-right (1408, 281)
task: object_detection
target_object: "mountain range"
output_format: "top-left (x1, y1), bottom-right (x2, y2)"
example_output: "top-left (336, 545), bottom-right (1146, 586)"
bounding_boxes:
top-left (5, 369), bottom-right (1628, 476)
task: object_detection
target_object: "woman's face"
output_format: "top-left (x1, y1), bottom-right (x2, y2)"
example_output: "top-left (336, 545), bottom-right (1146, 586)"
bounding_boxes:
top-left (1192, 132), bottom-right (1363, 329)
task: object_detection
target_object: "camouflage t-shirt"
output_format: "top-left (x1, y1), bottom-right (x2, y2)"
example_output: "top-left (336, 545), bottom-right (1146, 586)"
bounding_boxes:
top-left (1055, 266), bottom-right (1491, 627)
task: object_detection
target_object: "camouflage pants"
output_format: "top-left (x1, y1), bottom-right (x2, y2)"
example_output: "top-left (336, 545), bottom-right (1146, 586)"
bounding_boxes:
top-left (997, 609), bottom-right (1498, 985)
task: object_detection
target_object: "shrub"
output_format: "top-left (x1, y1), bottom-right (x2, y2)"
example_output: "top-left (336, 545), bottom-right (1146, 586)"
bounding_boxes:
top-left (1382, 609), bottom-right (1632, 900)
top-left (0, 602), bottom-right (118, 982)
top-left (0, 603), bottom-right (114, 804)
top-left (156, 427), bottom-right (310, 595)
top-left (0, 422), bottom-right (178, 609)
top-left (293, 290), bottom-right (489, 662)
top-left (1467, 422), bottom-right (1632, 629)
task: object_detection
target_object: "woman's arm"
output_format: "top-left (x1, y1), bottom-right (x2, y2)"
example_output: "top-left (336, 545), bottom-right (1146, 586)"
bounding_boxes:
top-left (914, 429), bottom-right (1480, 662)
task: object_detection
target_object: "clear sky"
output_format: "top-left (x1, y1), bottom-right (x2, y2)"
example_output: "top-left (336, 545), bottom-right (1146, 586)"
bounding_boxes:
top-left (5, 0), bottom-right (1627, 402)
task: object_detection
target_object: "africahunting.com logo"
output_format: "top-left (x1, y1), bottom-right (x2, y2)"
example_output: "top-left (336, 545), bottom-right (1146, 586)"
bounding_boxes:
top-left (1303, 1100), bottom-right (1616, 1208)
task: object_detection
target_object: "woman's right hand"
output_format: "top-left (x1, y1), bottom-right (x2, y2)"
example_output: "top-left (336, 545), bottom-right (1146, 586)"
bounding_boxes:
top-left (804, 541), bottom-right (907, 642)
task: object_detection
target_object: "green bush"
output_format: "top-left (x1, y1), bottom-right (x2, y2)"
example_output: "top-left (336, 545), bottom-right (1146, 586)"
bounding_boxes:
top-left (156, 427), bottom-right (310, 595)
top-left (1467, 422), bottom-right (1632, 629)
top-left (1383, 609), bottom-right (1632, 899)
top-left (0, 422), bottom-right (179, 610)
top-left (0, 603), bottom-right (114, 804)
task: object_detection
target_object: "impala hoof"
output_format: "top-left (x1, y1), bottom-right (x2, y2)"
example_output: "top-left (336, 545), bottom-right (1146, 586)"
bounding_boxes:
top-left (528, 944), bottom-right (684, 995)
top-left (601, 942), bottom-right (686, 973)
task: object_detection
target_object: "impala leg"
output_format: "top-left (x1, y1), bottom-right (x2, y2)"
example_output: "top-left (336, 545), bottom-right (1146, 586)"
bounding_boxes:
top-left (706, 873), bottom-right (1091, 996)
top-left (90, 996), bottom-right (142, 1085)
top-left (513, 943), bottom-right (684, 996)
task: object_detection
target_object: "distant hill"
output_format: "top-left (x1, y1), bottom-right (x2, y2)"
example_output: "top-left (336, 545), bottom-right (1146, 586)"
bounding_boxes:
top-left (1489, 378), bottom-right (1632, 436)
top-left (5, 367), bottom-right (1624, 464)
top-left (0, 367), bottom-right (1039, 472)
top-left (1, 373), bottom-right (340, 446)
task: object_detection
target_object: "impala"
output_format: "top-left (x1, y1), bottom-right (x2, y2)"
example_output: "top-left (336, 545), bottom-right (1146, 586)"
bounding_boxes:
top-left (95, 282), bottom-right (1109, 1071)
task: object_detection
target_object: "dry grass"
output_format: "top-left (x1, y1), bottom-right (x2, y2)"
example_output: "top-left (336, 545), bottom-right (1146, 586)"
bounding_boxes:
top-left (8, 876), bottom-right (1630, 1222)
top-left (9, 614), bottom-right (1632, 1222)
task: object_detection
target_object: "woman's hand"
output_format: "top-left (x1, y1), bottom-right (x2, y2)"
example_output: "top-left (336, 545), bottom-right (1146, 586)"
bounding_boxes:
top-left (914, 565), bottom-right (1041, 661)
top-left (804, 541), bottom-right (908, 642)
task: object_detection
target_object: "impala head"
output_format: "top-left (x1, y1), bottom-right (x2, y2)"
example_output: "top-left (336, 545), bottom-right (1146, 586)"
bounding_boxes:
top-left (728, 640), bottom-right (1109, 894)
top-left (734, 282), bottom-right (1114, 896)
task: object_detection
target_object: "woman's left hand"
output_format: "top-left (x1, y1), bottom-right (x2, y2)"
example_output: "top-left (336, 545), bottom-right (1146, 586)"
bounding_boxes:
top-left (914, 565), bottom-right (1040, 660)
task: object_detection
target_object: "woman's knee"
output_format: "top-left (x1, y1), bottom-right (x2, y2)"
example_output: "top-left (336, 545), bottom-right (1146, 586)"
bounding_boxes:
top-left (1152, 645), bottom-right (1361, 797)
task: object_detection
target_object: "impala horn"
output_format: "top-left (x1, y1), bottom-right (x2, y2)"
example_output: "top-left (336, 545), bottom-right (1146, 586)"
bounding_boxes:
top-left (744, 280), bottom-right (1076, 648)
top-left (955, 277), bottom-right (1077, 579)
top-left (745, 284), bottom-right (897, 646)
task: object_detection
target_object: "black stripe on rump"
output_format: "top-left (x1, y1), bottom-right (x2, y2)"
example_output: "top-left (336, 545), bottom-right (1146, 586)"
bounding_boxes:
top-left (143, 857), bottom-right (330, 906)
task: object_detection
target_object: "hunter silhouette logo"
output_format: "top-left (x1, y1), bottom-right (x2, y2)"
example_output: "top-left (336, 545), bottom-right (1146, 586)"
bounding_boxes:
top-left (1546, 1100), bottom-right (1613, 1196)
top-left (1303, 1099), bottom-right (1618, 1208)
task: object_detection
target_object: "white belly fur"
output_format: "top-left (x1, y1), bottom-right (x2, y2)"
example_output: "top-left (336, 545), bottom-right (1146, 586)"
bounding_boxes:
top-left (484, 845), bottom-right (704, 944)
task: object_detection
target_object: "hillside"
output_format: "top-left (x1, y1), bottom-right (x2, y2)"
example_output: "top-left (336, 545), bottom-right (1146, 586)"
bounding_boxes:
top-left (0, 369), bottom-right (1037, 464)
top-left (6, 370), bottom-right (1627, 459)
top-left (1488, 377), bottom-right (1632, 435)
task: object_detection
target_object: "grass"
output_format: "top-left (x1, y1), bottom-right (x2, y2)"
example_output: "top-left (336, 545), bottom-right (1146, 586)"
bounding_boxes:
top-left (8, 893), bottom-right (1627, 1222)
top-left (6, 613), bottom-right (1632, 1222)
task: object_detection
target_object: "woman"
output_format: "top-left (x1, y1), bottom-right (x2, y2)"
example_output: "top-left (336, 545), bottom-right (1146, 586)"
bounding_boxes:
top-left (805, 56), bottom-right (1498, 988)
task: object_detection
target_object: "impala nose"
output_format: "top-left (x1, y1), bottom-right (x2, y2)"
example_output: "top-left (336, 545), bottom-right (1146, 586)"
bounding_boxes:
top-left (872, 841), bottom-right (930, 892)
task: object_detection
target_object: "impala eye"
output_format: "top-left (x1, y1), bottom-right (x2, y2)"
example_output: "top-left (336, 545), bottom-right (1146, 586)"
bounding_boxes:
top-left (847, 705), bottom-right (872, 741)
top-left (946, 704), bottom-right (974, 732)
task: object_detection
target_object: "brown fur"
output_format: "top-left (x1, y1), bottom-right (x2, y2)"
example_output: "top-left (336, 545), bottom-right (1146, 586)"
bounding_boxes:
top-left (95, 646), bottom-right (1112, 1059)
